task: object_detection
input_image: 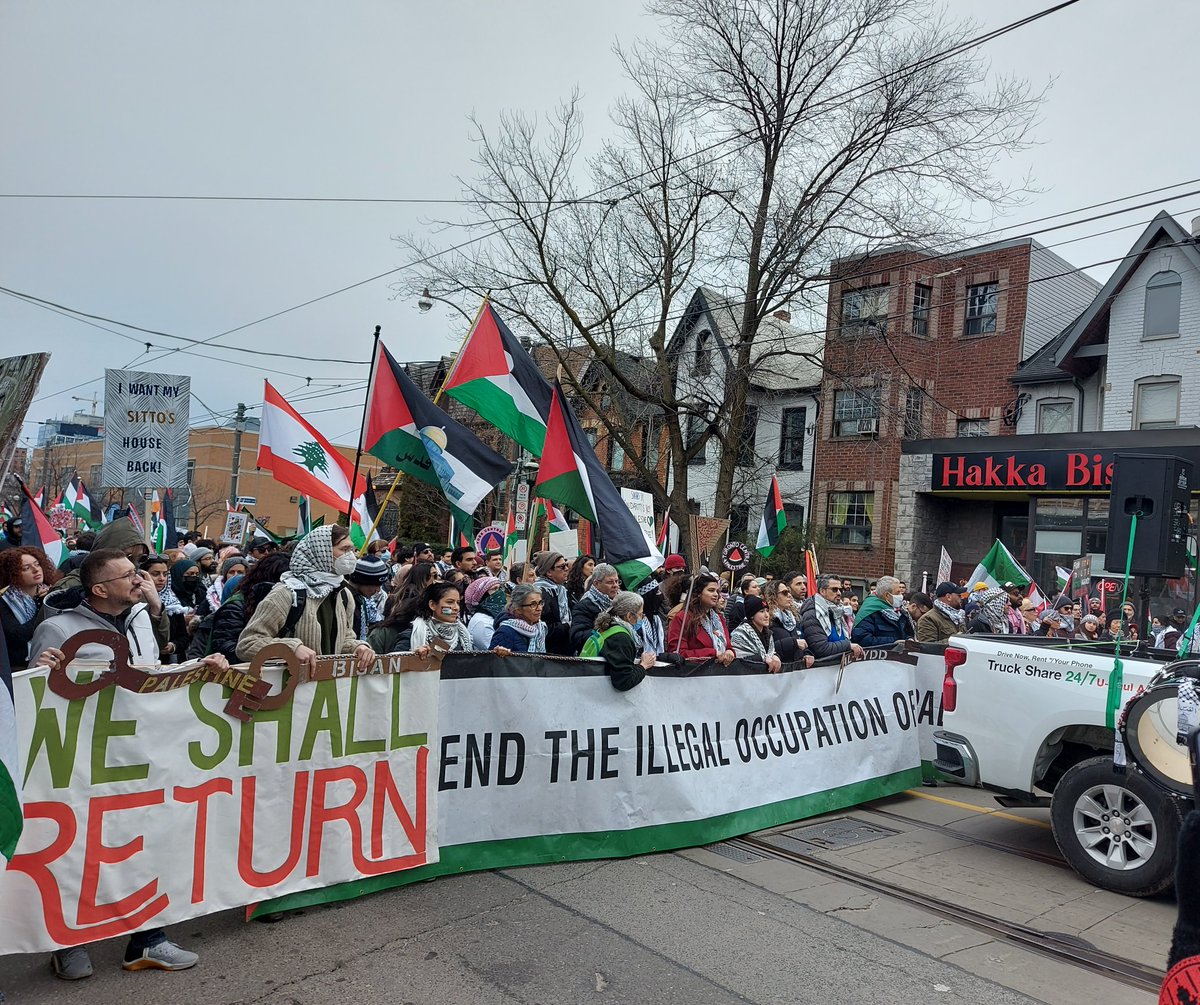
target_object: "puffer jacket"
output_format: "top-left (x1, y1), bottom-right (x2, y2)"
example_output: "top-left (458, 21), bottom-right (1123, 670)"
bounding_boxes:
top-left (29, 587), bottom-right (160, 665)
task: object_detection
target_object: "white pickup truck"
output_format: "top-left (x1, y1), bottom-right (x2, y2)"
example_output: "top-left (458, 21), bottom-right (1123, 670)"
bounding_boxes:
top-left (930, 633), bottom-right (1188, 896)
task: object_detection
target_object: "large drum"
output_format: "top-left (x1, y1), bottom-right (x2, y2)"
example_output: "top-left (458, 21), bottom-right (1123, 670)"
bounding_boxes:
top-left (1121, 660), bottom-right (1200, 797)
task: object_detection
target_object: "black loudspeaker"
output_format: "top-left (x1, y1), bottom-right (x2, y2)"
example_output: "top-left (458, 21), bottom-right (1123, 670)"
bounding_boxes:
top-left (1104, 453), bottom-right (1193, 577)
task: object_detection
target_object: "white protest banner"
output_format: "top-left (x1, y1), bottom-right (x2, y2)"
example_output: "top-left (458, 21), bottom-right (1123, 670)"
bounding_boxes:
top-left (0, 664), bottom-right (438, 954)
top-left (262, 654), bottom-right (927, 915)
top-left (101, 369), bottom-right (191, 489)
top-left (549, 528), bottom-right (579, 558)
top-left (938, 546), bottom-right (953, 585)
top-left (620, 487), bottom-right (657, 552)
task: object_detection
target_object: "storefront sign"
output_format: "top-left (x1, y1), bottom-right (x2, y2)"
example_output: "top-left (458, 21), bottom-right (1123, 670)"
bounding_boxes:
top-left (933, 450), bottom-right (1118, 492)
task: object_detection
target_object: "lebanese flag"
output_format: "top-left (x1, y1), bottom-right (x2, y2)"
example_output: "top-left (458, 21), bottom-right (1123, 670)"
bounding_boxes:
top-left (365, 342), bottom-right (512, 529)
top-left (16, 477), bottom-right (66, 568)
top-left (442, 301), bottom-right (553, 455)
top-left (258, 381), bottom-right (363, 513)
top-left (756, 473), bottom-right (786, 557)
top-left (535, 381), bottom-right (662, 587)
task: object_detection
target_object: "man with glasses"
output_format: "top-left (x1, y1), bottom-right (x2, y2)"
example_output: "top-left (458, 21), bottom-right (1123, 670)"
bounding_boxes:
top-left (29, 548), bottom-right (229, 979)
top-left (798, 573), bottom-right (864, 662)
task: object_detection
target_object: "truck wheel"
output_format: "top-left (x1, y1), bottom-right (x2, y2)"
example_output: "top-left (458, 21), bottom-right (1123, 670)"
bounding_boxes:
top-left (1050, 756), bottom-right (1181, 897)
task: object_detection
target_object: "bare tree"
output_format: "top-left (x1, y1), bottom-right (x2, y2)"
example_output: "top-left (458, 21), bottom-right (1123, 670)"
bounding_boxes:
top-left (397, 0), bottom-right (1041, 549)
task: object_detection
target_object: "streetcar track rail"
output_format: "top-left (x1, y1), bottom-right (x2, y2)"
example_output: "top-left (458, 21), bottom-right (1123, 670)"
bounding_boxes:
top-left (858, 805), bottom-right (1071, 870)
top-left (724, 833), bottom-right (1165, 995)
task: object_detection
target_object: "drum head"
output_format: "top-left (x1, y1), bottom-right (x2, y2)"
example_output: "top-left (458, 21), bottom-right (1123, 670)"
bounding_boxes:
top-left (1124, 683), bottom-right (1192, 796)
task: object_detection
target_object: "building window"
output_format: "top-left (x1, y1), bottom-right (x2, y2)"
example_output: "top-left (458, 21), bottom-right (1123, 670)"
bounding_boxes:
top-left (912, 284), bottom-right (932, 337)
top-left (186, 458), bottom-right (196, 485)
top-left (956, 418), bottom-right (990, 438)
top-left (840, 285), bottom-right (888, 336)
top-left (903, 386), bottom-right (925, 440)
top-left (1144, 271), bottom-right (1181, 339)
top-left (779, 406), bottom-right (807, 469)
top-left (832, 388), bottom-right (880, 437)
top-left (686, 413), bottom-right (706, 466)
top-left (827, 491), bottom-right (873, 546)
top-left (784, 504), bottom-right (805, 533)
top-left (644, 418), bottom-right (661, 473)
top-left (1134, 379), bottom-right (1180, 429)
top-left (1037, 400), bottom-right (1074, 434)
top-left (695, 330), bottom-right (714, 376)
top-left (584, 427), bottom-right (599, 451)
top-left (738, 403), bottom-right (759, 464)
top-left (964, 282), bottom-right (998, 336)
top-left (609, 439), bottom-right (625, 472)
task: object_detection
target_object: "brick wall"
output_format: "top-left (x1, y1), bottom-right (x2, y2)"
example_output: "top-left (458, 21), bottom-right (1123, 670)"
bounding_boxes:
top-left (814, 242), bottom-right (1034, 579)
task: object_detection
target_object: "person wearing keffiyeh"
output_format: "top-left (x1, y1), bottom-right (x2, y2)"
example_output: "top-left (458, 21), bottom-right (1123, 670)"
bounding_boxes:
top-left (667, 573), bottom-right (735, 664)
top-left (569, 563), bottom-right (621, 654)
top-left (410, 581), bottom-right (476, 653)
top-left (491, 583), bottom-right (548, 654)
top-left (917, 582), bottom-right (967, 643)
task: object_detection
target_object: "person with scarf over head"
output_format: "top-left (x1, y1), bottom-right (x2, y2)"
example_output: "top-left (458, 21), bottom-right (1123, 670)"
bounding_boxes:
top-left (593, 590), bottom-right (656, 691)
top-left (917, 582), bottom-right (967, 643)
top-left (204, 554), bottom-right (247, 615)
top-left (569, 563), bottom-right (621, 654)
top-left (967, 587), bottom-right (1014, 635)
top-left (236, 524), bottom-right (374, 673)
top-left (409, 581), bottom-right (476, 653)
top-left (534, 550), bottom-right (573, 654)
top-left (851, 576), bottom-right (915, 648)
top-left (730, 596), bottom-right (783, 672)
top-left (667, 573), bottom-right (735, 664)
top-left (464, 575), bottom-right (508, 649)
top-left (491, 583), bottom-right (548, 654)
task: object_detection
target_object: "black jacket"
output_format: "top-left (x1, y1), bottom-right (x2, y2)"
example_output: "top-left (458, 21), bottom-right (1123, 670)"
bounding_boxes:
top-left (770, 619), bottom-right (806, 662)
top-left (0, 592), bottom-right (44, 670)
top-left (569, 594), bottom-right (608, 655)
top-left (601, 628), bottom-right (646, 692)
top-left (208, 595), bottom-right (248, 662)
top-left (798, 597), bottom-right (854, 660)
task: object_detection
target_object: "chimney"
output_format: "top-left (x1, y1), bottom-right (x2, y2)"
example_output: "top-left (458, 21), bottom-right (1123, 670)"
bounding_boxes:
top-left (773, 310), bottom-right (791, 323)
top-left (1192, 215), bottom-right (1200, 239)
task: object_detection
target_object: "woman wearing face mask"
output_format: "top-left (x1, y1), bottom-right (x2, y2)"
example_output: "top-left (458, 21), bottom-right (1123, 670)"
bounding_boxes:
top-left (591, 591), bottom-right (656, 691)
top-left (464, 576), bottom-right (508, 650)
top-left (851, 576), bottom-right (915, 648)
top-left (667, 574), bottom-right (735, 665)
top-left (491, 584), bottom-right (548, 654)
top-left (237, 525), bottom-right (374, 674)
top-left (730, 597), bottom-right (783, 673)
top-left (409, 582), bottom-right (475, 654)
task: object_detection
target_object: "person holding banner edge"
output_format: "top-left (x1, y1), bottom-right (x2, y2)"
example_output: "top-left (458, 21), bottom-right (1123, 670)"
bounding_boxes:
top-left (28, 548), bottom-right (233, 979)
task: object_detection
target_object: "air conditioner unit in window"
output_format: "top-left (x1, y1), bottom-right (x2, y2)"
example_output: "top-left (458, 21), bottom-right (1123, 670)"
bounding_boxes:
top-left (857, 419), bottom-right (878, 434)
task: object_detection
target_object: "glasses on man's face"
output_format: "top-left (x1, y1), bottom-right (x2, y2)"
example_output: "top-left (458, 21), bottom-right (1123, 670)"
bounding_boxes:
top-left (97, 570), bottom-right (140, 586)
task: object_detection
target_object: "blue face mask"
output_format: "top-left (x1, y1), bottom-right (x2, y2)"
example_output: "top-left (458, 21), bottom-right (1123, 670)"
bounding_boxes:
top-left (633, 618), bottom-right (648, 632)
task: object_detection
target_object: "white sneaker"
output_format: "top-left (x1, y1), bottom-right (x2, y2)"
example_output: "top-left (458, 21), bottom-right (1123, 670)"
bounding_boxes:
top-left (123, 940), bottom-right (199, 972)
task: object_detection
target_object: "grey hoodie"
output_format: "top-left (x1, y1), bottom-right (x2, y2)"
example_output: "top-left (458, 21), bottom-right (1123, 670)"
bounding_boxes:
top-left (30, 586), bottom-right (160, 666)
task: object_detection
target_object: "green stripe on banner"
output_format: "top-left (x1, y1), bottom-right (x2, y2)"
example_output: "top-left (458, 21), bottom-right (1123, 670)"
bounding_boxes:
top-left (0, 760), bottom-right (22, 861)
top-left (253, 766), bottom-right (921, 917)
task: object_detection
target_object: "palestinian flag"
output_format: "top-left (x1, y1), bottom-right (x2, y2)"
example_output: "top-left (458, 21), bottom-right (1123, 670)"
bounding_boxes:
top-left (16, 477), bottom-right (66, 568)
top-left (1056, 565), bottom-right (1072, 592)
top-left (350, 473), bottom-right (383, 551)
top-left (503, 504), bottom-right (519, 564)
top-left (756, 473), bottom-right (786, 557)
top-left (442, 301), bottom-right (554, 455)
top-left (0, 625), bottom-right (21, 863)
top-left (149, 490), bottom-right (166, 553)
top-left (534, 381), bottom-right (662, 587)
top-left (364, 342), bottom-right (512, 530)
top-left (258, 381), bottom-right (364, 513)
top-left (31, 486), bottom-right (44, 510)
top-left (656, 506), bottom-right (670, 552)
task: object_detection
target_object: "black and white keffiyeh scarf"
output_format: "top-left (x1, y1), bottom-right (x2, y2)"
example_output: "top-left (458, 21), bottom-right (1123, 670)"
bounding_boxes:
top-left (702, 609), bottom-right (727, 650)
top-left (934, 599), bottom-right (966, 627)
top-left (497, 618), bottom-right (548, 653)
top-left (773, 607), bottom-right (797, 633)
top-left (584, 586), bottom-right (614, 612)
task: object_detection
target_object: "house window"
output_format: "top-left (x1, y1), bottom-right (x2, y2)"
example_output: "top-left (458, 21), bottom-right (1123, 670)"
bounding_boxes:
top-left (738, 403), bottom-right (759, 464)
top-left (1037, 400), bottom-right (1074, 434)
top-left (1134, 379), bottom-right (1180, 429)
top-left (827, 491), bottom-right (873, 547)
top-left (644, 418), bottom-right (661, 473)
top-left (1144, 271), bottom-right (1181, 339)
top-left (686, 413), bottom-right (706, 466)
top-left (584, 427), bottom-right (599, 451)
top-left (784, 504), bottom-right (805, 533)
top-left (695, 330), bottom-right (713, 376)
top-left (964, 282), bottom-right (998, 336)
top-left (832, 388), bottom-right (880, 437)
top-left (840, 285), bottom-right (889, 336)
top-left (956, 419), bottom-right (990, 438)
top-left (912, 284), bottom-right (932, 336)
top-left (779, 406), bottom-right (807, 469)
top-left (903, 386), bottom-right (925, 440)
top-left (609, 439), bottom-right (625, 472)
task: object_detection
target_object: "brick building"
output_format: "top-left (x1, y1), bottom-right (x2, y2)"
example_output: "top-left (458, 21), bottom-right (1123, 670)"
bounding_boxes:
top-left (812, 238), bottom-right (1100, 588)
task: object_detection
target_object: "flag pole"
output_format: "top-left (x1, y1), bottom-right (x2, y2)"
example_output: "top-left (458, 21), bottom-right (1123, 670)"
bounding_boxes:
top-left (357, 297), bottom-right (490, 551)
top-left (347, 325), bottom-right (383, 524)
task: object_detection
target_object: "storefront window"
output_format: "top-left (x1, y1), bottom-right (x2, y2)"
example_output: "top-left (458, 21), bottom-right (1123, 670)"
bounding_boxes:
top-left (1033, 498), bottom-right (1084, 597)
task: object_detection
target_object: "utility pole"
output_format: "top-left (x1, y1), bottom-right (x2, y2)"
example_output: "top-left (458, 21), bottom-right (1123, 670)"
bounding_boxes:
top-left (229, 402), bottom-right (246, 504)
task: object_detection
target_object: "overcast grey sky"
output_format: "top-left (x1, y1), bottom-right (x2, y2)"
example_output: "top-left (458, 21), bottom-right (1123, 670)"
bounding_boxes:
top-left (3, 0), bottom-right (1198, 453)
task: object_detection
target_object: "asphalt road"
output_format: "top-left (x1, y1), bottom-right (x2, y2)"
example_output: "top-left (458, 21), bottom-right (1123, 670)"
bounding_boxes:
top-left (0, 851), bottom-right (1043, 1005)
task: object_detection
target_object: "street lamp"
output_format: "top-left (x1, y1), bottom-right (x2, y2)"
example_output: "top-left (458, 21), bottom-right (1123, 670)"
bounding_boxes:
top-left (417, 288), bottom-right (434, 313)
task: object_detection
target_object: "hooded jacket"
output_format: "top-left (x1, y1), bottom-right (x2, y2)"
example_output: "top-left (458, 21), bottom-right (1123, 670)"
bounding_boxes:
top-left (29, 586), bottom-right (160, 666)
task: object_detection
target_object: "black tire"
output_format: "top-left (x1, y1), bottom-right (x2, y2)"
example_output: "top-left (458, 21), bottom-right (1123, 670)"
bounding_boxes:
top-left (1050, 755), bottom-right (1182, 897)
